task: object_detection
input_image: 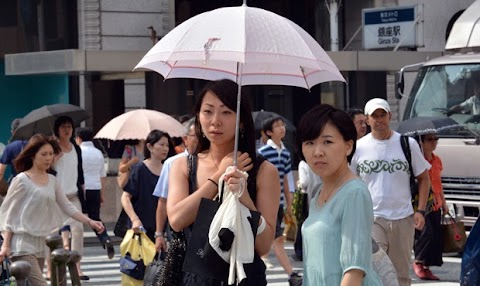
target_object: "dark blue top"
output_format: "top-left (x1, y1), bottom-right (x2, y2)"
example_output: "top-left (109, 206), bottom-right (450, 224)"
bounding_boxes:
top-left (1, 140), bottom-right (28, 178)
top-left (124, 162), bottom-right (159, 238)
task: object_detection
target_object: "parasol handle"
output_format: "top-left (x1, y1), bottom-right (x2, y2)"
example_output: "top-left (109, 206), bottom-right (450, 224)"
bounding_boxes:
top-left (233, 63), bottom-right (243, 166)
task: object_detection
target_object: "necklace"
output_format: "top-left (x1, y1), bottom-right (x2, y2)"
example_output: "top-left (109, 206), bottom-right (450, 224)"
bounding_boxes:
top-left (318, 169), bottom-right (349, 206)
top-left (210, 152), bottom-right (219, 170)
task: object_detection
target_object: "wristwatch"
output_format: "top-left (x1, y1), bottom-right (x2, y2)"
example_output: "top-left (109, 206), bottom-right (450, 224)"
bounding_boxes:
top-left (154, 232), bottom-right (165, 238)
top-left (416, 210), bottom-right (426, 217)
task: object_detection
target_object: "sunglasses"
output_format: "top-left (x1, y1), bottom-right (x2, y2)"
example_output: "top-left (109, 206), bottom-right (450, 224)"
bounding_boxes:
top-left (424, 137), bottom-right (439, 142)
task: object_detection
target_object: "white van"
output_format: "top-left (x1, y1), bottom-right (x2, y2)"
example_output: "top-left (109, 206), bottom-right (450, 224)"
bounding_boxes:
top-left (396, 0), bottom-right (480, 226)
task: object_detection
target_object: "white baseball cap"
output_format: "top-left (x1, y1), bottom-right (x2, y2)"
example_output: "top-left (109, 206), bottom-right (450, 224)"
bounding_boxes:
top-left (364, 98), bottom-right (391, 115)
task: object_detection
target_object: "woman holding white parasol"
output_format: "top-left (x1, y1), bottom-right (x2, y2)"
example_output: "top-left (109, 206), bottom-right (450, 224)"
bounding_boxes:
top-left (167, 79), bottom-right (280, 285)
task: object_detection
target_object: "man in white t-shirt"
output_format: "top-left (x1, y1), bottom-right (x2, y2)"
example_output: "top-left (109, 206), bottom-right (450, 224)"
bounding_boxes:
top-left (350, 98), bottom-right (431, 286)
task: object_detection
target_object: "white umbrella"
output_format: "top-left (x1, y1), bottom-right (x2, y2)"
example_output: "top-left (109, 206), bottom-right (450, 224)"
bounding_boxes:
top-left (94, 109), bottom-right (184, 140)
top-left (134, 2), bottom-right (345, 164)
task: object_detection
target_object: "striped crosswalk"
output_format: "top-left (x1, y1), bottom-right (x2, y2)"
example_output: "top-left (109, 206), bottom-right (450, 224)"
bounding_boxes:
top-left (72, 243), bottom-right (461, 285)
top-left (77, 244), bottom-right (301, 285)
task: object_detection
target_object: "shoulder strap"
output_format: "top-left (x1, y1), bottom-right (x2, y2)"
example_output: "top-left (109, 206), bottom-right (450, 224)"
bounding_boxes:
top-left (187, 154), bottom-right (198, 195)
top-left (400, 136), bottom-right (416, 197)
top-left (187, 154), bottom-right (227, 202)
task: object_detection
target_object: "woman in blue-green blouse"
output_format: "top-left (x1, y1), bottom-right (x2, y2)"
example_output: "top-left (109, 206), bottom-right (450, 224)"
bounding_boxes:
top-left (296, 104), bottom-right (382, 286)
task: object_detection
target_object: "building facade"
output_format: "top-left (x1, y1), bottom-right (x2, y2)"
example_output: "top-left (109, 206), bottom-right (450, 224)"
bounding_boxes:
top-left (0, 0), bottom-right (475, 146)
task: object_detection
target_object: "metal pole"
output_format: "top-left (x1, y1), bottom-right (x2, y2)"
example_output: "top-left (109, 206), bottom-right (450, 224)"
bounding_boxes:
top-left (233, 62), bottom-right (243, 167)
top-left (51, 249), bottom-right (70, 286)
top-left (329, 1), bottom-right (339, 51)
top-left (37, 0), bottom-right (45, 51)
top-left (46, 234), bottom-right (63, 286)
top-left (67, 251), bottom-right (82, 286)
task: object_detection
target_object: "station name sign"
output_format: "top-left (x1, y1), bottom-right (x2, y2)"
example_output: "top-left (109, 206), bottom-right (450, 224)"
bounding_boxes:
top-left (362, 6), bottom-right (418, 50)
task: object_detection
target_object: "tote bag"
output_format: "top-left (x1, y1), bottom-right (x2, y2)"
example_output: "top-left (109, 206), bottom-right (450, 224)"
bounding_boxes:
top-left (442, 214), bottom-right (467, 253)
top-left (119, 230), bottom-right (156, 286)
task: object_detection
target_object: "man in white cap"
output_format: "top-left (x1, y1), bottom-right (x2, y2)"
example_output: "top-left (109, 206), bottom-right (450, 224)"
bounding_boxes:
top-left (350, 98), bottom-right (431, 286)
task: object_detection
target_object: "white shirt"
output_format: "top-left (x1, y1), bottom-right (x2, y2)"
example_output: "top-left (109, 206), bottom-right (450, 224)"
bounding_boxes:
top-left (298, 160), bottom-right (322, 203)
top-left (80, 141), bottom-right (106, 190)
top-left (53, 145), bottom-right (78, 196)
top-left (350, 132), bottom-right (431, 220)
top-left (0, 173), bottom-right (78, 258)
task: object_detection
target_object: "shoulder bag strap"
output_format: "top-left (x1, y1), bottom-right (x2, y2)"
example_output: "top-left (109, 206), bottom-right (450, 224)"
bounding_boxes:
top-left (400, 136), bottom-right (416, 198)
top-left (187, 154), bottom-right (198, 195)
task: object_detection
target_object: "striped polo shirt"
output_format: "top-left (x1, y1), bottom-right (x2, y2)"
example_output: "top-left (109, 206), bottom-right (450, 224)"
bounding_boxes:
top-left (258, 139), bottom-right (292, 208)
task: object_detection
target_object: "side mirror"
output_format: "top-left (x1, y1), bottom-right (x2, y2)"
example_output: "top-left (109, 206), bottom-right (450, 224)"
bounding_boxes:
top-left (395, 71), bottom-right (404, 99)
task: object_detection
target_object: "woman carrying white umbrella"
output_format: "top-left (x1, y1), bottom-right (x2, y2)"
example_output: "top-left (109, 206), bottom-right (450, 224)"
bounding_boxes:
top-left (168, 79), bottom-right (280, 285)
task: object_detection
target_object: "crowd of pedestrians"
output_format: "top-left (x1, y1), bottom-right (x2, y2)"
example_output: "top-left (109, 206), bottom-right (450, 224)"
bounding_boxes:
top-left (0, 79), bottom-right (452, 286)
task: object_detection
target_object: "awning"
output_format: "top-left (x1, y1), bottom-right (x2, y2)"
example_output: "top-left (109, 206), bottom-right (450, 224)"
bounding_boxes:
top-left (4, 49), bottom-right (443, 76)
top-left (4, 49), bottom-right (145, 76)
top-left (445, 0), bottom-right (480, 50)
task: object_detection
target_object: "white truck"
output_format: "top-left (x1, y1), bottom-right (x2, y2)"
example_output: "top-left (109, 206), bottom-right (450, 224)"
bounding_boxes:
top-left (396, 0), bottom-right (480, 226)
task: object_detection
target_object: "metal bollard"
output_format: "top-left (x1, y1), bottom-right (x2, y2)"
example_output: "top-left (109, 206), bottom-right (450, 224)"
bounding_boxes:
top-left (66, 250), bottom-right (81, 286)
top-left (51, 248), bottom-right (70, 286)
top-left (9, 260), bottom-right (31, 286)
top-left (46, 234), bottom-right (63, 285)
top-left (45, 234), bottom-right (63, 251)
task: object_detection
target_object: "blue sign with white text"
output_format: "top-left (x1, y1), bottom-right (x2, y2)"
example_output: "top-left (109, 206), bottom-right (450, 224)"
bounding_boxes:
top-left (364, 8), bottom-right (415, 25)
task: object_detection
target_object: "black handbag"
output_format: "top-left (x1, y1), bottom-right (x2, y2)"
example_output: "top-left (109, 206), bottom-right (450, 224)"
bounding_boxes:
top-left (155, 230), bottom-right (186, 286)
top-left (182, 196), bottom-right (260, 282)
top-left (120, 252), bottom-right (146, 280)
top-left (154, 155), bottom-right (196, 286)
top-left (143, 252), bottom-right (165, 286)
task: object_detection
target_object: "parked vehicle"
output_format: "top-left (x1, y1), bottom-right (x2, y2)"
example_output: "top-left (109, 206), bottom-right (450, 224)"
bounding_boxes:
top-left (396, 0), bottom-right (480, 227)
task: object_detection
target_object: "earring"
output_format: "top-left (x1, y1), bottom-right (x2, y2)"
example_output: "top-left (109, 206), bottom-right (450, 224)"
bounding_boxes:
top-left (202, 130), bottom-right (206, 138)
top-left (240, 126), bottom-right (245, 139)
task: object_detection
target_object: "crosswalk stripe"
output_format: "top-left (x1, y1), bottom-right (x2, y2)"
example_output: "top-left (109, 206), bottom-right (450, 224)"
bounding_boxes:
top-left (72, 244), bottom-right (462, 285)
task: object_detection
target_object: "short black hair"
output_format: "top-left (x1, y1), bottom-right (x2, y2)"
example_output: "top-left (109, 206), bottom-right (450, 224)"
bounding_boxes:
top-left (54, 116), bottom-right (74, 138)
top-left (261, 116), bottom-right (284, 138)
top-left (296, 104), bottom-right (357, 163)
top-left (75, 127), bottom-right (94, 141)
top-left (143, 129), bottom-right (172, 160)
top-left (346, 108), bottom-right (364, 119)
top-left (178, 114), bottom-right (193, 124)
